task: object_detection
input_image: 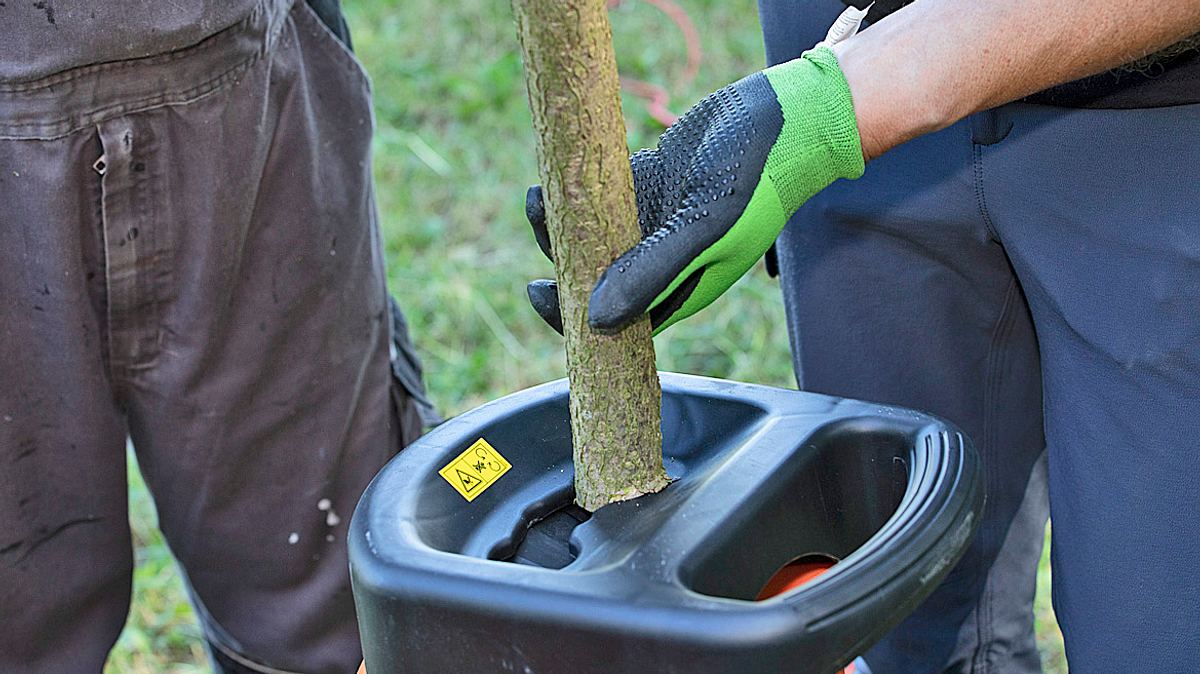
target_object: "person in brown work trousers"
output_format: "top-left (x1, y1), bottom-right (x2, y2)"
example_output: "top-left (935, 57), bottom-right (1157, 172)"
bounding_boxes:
top-left (0, 1), bottom-right (437, 672)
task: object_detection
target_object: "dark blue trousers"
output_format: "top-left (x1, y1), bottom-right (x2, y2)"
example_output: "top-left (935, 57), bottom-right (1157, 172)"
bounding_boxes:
top-left (759, 2), bottom-right (1200, 672)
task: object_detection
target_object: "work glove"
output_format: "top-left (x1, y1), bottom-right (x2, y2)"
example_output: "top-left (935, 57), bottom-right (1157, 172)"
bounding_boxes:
top-left (525, 46), bottom-right (864, 336)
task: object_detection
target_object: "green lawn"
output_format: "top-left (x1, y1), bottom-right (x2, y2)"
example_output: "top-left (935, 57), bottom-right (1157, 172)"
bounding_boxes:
top-left (104, 0), bottom-right (1065, 671)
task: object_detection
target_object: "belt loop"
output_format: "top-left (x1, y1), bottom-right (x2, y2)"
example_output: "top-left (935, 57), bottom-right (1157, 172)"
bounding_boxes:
top-left (969, 107), bottom-right (1013, 147)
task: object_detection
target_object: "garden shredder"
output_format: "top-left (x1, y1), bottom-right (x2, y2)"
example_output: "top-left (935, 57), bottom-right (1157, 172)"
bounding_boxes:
top-left (349, 373), bottom-right (984, 673)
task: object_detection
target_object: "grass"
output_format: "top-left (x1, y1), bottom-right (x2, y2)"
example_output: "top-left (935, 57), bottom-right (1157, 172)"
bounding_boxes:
top-left (105, 461), bottom-right (208, 674)
top-left (104, 0), bottom-right (1065, 671)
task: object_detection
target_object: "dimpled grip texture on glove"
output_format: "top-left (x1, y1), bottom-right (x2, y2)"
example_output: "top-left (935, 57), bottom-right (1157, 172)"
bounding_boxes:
top-left (524, 47), bottom-right (863, 335)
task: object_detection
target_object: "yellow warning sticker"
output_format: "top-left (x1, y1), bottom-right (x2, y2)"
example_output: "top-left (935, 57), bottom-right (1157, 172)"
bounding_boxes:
top-left (438, 438), bottom-right (512, 502)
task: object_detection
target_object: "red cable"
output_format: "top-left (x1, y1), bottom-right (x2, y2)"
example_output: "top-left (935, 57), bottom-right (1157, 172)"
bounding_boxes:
top-left (607, 0), bottom-right (703, 127)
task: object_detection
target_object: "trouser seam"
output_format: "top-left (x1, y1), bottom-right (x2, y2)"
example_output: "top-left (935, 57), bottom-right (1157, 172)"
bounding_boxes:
top-left (972, 143), bottom-right (1002, 242)
top-left (98, 118), bottom-right (163, 393)
top-left (970, 277), bottom-right (1022, 674)
top-left (96, 122), bottom-right (124, 396)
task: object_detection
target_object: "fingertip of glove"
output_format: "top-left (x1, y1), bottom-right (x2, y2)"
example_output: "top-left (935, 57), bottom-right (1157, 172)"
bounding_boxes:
top-left (587, 273), bottom-right (640, 335)
top-left (525, 186), bottom-right (555, 260)
top-left (527, 279), bottom-right (564, 335)
top-left (525, 185), bottom-right (545, 224)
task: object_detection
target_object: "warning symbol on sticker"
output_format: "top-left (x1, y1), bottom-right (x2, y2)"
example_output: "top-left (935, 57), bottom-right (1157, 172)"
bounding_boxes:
top-left (438, 438), bottom-right (512, 502)
top-left (454, 469), bottom-right (481, 493)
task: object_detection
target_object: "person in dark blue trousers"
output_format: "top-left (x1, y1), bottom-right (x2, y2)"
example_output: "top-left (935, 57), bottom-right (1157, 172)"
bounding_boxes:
top-left (757, 2), bottom-right (1200, 672)
top-left (524, 0), bottom-right (1200, 670)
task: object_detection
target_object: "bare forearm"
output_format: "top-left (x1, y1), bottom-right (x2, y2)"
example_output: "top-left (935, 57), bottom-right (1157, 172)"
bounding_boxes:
top-left (834, 0), bottom-right (1200, 159)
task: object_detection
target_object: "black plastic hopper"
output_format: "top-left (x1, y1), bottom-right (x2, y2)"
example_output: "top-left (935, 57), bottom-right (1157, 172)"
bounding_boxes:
top-left (350, 373), bottom-right (984, 673)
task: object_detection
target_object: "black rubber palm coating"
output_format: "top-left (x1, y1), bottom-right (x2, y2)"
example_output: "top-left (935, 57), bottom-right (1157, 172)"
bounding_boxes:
top-left (588, 72), bottom-right (784, 332)
top-left (524, 72), bottom-right (785, 334)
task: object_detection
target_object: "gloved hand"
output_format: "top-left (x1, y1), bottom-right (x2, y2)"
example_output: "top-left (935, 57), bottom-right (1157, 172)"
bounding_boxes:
top-left (525, 46), bottom-right (864, 336)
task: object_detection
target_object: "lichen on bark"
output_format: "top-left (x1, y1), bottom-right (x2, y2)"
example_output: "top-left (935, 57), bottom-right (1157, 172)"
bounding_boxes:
top-left (511, 0), bottom-right (668, 511)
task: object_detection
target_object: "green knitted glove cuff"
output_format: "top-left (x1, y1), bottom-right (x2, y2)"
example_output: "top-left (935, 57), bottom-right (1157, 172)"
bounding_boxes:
top-left (762, 46), bottom-right (865, 214)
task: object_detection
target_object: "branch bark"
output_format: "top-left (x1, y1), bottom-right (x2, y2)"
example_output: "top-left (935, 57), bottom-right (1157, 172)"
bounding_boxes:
top-left (511, 0), bottom-right (668, 511)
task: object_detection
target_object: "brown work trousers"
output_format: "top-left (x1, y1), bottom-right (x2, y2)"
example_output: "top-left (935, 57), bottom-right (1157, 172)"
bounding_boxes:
top-left (0, 1), bottom-right (429, 671)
